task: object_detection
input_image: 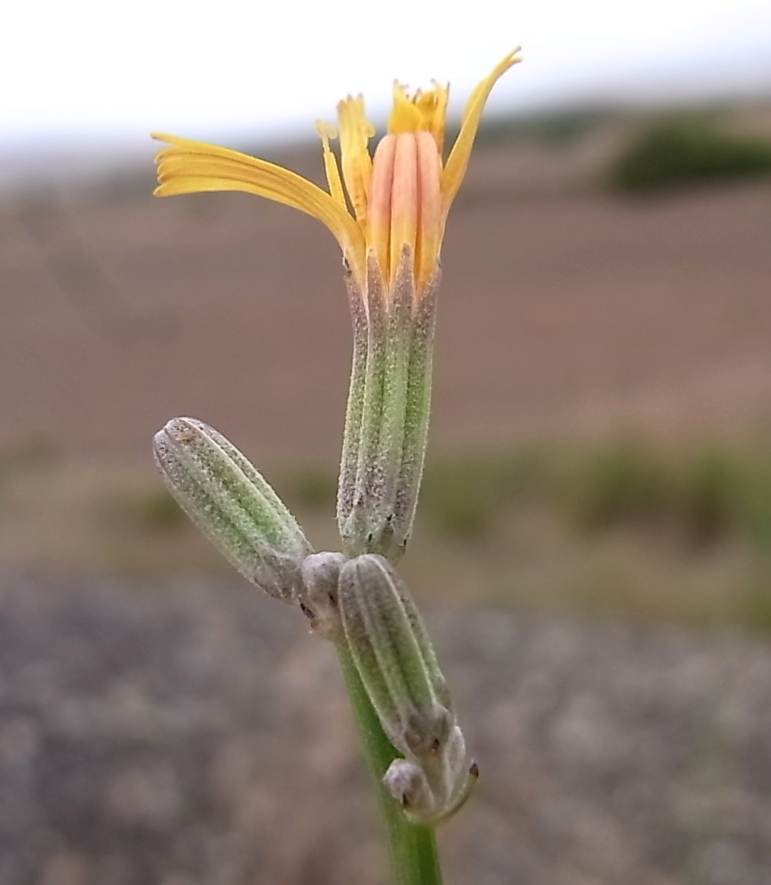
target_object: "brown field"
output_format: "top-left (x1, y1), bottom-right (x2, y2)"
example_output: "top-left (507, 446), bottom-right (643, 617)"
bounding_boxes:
top-left (2, 146), bottom-right (771, 469)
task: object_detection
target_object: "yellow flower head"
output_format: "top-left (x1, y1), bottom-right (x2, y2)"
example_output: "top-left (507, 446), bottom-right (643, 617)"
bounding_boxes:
top-left (153, 50), bottom-right (521, 295)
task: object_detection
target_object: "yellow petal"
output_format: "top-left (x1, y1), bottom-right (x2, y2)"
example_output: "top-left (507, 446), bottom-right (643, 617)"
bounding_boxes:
top-left (440, 49), bottom-right (522, 218)
top-left (314, 120), bottom-right (347, 210)
top-left (388, 82), bottom-right (425, 134)
top-left (336, 96), bottom-right (374, 226)
top-left (413, 83), bottom-right (449, 154)
top-left (152, 133), bottom-right (366, 283)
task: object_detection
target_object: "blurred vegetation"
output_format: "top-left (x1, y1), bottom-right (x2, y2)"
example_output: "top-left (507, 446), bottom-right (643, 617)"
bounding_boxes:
top-left (121, 486), bottom-right (188, 530)
top-left (282, 464), bottom-right (338, 511)
top-left (419, 446), bottom-right (548, 538)
top-left (3, 437), bottom-right (771, 633)
top-left (0, 433), bottom-right (62, 469)
top-left (283, 439), bottom-right (771, 554)
top-left (280, 439), bottom-right (771, 633)
top-left (474, 106), bottom-right (619, 146)
top-left (610, 114), bottom-right (771, 193)
top-left (511, 439), bottom-right (771, 551)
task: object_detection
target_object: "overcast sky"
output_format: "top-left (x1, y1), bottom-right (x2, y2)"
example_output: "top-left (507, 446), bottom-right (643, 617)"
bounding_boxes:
top-left (3, 0), bottom-right (771, 162)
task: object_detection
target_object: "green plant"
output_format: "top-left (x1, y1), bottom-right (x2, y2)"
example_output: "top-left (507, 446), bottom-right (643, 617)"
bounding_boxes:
top-left (611, 115), bottom-right (771, 193)
top-left (152, 49), bottom-right (523, 885)
top-left (283, 464), bottom-right (337, 511)
top-left (131, 487), bottom-right (188, 530)
top-left (569, 442), bottom-right (670, 530)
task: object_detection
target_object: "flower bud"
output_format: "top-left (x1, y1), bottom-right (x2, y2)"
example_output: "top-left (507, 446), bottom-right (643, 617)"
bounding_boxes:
top-left (153, 417), bottom-right (311, 601)
top-left (338, 554), bottom-right (476, 824)
top-left (338, 554), bottom-right (448, 750)
top-left (334, 111), bottom-right (446, 564)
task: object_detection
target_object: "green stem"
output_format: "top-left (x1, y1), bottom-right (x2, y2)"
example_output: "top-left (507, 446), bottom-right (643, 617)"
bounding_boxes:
top-left (336, 641), bottom-right (444, 885)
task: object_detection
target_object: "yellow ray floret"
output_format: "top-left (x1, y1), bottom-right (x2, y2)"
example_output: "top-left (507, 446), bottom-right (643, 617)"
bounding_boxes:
top-left (153, 49), bottom-right (521, 294)
top-left (441, 49), bottom-right (521, 220)
top-left (336, 96), bottom-right (374, 226)
top-left (153, 134), bottom-right (366, 282)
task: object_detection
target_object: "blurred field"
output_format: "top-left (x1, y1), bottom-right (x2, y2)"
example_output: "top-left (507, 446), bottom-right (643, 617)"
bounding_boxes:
top-left (2, 102), bottom-right (771, 627)
top-left (3, 101), bottom-right (771, 885)
top-left (3, 572), bottom-right (771, 885)
top-left (2, 437), bottom-right (771, 633)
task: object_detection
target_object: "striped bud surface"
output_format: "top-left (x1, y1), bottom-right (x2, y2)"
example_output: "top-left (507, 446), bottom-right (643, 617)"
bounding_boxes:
top-left (153, 417), bottom-right (312, 602)
top-left (338, 553), bottom-right (476, 824)
top-left (337, 256), bottom-right (440, 562)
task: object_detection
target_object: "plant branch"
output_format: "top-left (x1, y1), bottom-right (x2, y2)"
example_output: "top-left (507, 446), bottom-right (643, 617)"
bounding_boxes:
top-left (336, 641), bottom-right (444, 885)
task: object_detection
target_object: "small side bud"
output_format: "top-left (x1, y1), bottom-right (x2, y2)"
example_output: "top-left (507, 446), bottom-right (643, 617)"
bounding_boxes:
top-left (299, 552), bottom-right (346, 641)
top-left (383, 759), bottom-right (434, 817)
top-left (153, 417), bottom-right (312, 602)
top-left (383, 756), bottom-right (478, 826)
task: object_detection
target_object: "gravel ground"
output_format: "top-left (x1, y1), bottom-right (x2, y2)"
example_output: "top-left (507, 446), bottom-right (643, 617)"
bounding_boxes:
top-left (1, 572), bottom-right (771, 885)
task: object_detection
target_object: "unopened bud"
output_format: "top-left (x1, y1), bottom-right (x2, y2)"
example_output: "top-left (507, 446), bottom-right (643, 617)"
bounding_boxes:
top-left (338, 554), bottom-right (475, 824)
top-left (153, 417), bottom-right (311, 601)
top-left (338, 554), bottom-right (448, 752)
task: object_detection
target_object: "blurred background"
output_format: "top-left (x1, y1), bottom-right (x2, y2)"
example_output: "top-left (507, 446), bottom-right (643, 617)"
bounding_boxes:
top-left (2, 1), bottom-right (771, 883)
